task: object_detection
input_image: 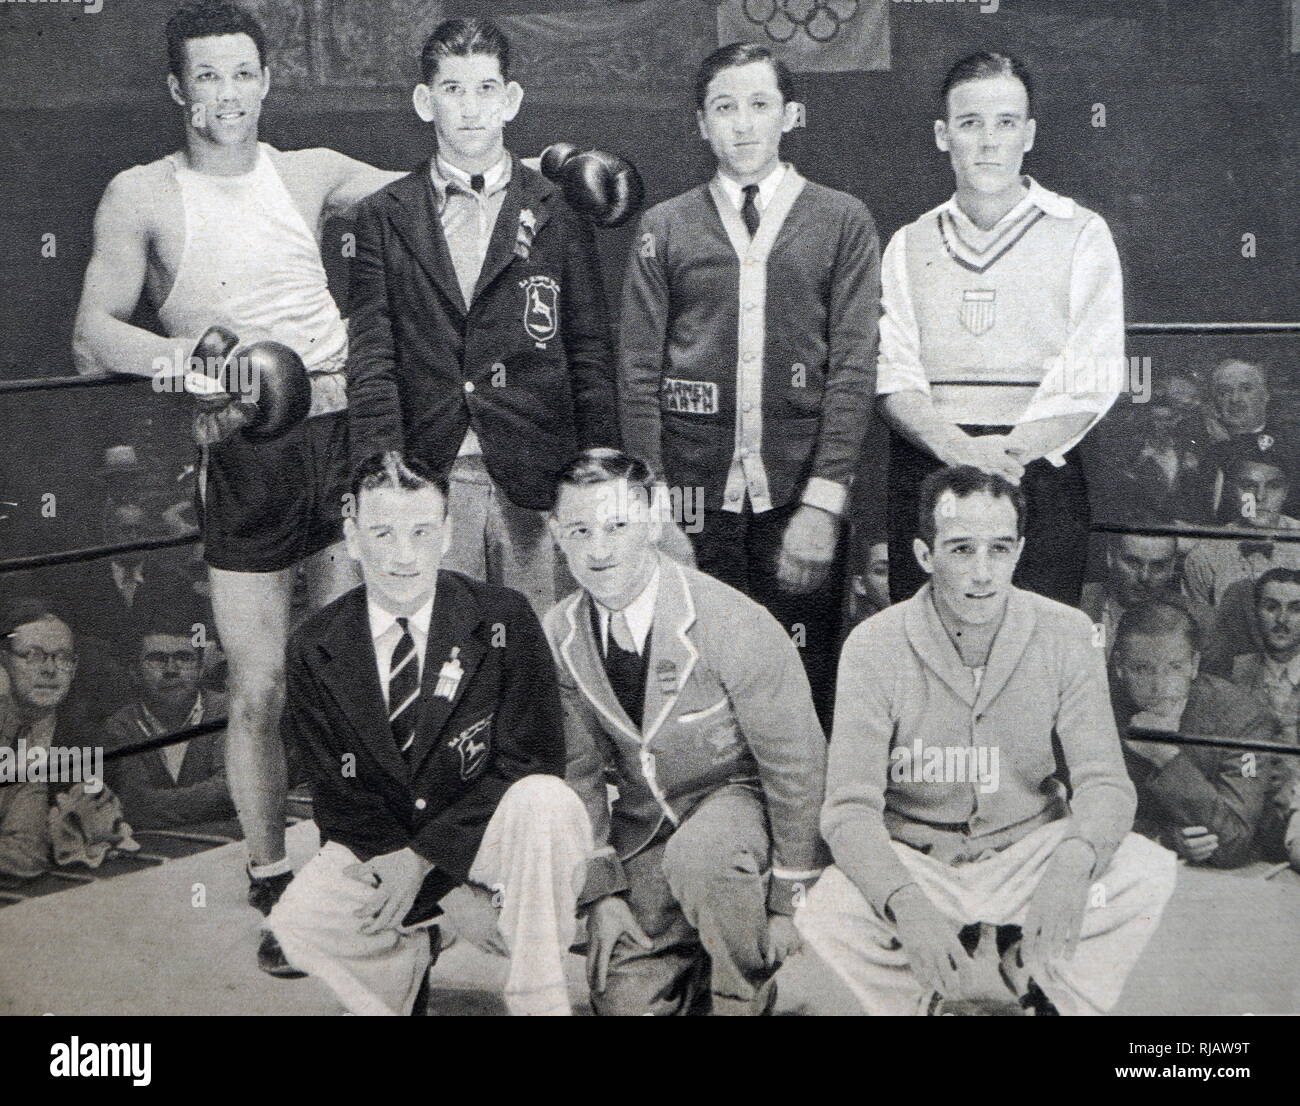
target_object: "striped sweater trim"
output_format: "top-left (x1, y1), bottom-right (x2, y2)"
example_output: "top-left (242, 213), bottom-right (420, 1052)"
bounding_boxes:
top-left (936, 206), bottom-right (1046, 274)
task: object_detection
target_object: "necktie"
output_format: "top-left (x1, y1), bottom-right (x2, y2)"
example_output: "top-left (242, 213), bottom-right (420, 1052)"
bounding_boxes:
top-left (470, 173), bottom-right (485, 194)
top-left (741, 184), bottom-right (760, 237)
top-left (388, 617), bottom-right (421, 758)
top-left (609, 610), bottom-right (637, 656)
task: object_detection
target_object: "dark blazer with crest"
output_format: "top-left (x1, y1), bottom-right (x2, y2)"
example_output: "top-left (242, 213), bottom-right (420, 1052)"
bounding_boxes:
top-left (282, 571), bottom-right (565, 922)
top-left (345, 155), bottom-right (617, 509)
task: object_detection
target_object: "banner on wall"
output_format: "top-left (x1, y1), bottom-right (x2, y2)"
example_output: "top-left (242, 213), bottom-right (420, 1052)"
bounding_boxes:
top-left (715, 0), bottom-right (891, 72)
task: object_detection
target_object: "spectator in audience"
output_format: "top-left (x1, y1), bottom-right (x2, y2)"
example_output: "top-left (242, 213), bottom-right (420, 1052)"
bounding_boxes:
top-left (0, 684), bottom-right (51, 879)
top-left (1112, 597), bottom-right (1278, 868)
top-left (1176, 360), bottom-right (1274, 522)
top-left (847, 535), bottom-right (891, 627)
top-left (1080, 533), bottom-right (1213, 660)
top-left (1183, 442), bottom-right (1300, 607)
top-left (44, 502), bottom-right (195, 655)
top-left (1227, 569), bottom-right (1300, 742)
top-left (94, 445), bottom-right (147, 510)
top-left (103, 599), bottom-right (235, 833)
top-left (0, 598), bottom-right (95, 878)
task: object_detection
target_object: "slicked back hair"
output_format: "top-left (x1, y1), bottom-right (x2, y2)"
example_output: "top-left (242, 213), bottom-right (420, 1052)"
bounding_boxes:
top-left (694, 41), bottom-right (795, 111)
top-left (939, 50), bottom-right (1034, 119)
top-left (1115, 596), bottom-right (1201, 657)
top-left (553, 448), bottom-right (655, 511)
top-left (916, 465), bottom-right (1026, 549)
top-left (166, 0), bottom-right (267, 79)
top-left (350, 452), bottom-right (450, 514)
top-left (420, 17), bottom-right (511, 85)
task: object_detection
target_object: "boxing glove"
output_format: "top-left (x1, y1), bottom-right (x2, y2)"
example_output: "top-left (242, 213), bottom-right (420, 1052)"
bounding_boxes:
top-left (186, 326), bottom-right (311, 446)
top-left (539, 143), bottom-right (645, 229)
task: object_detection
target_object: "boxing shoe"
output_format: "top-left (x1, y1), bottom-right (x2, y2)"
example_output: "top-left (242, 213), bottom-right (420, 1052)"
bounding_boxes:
top-left (540, 143), bottom-right (645, 229)
top-left (186, 326), bottom-right (311, 446)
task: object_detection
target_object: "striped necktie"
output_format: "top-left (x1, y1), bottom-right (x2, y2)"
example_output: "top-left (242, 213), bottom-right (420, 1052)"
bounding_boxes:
top-left (388, 617), bottom-right (421, 758)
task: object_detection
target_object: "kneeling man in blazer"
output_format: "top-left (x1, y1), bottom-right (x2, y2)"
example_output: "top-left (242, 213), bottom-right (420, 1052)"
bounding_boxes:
top-left (268, 452), bottom-right (591, 1015)
top-left (544, 448), bottom-right (828, 1015)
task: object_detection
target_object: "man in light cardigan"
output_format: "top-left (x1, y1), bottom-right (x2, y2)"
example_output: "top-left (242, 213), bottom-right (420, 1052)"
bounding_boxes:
top-left (796, 465), bottom-right (1176, 1015)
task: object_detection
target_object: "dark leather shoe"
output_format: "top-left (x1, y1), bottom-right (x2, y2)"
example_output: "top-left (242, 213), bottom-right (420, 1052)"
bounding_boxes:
top-left (247, 870), bottom-right (294, 916)
top-left (257, 929), bottom-right (307, 979)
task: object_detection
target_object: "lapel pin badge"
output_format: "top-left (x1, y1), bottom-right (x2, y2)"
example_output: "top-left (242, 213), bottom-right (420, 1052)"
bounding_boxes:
top-left (434, 646), bottom-right (464, 701)
top-left (656, 658), bottom-right (677, 694)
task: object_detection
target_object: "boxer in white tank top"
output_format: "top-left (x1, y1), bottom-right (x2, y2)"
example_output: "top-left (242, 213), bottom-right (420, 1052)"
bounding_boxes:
top-left (71, 5), bottom-right (403, 977)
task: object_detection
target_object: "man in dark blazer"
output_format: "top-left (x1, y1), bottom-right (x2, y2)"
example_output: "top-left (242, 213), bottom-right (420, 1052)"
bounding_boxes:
top-left (267, 453), bottom-right (592, 1016)
top-left (346, 17), bottom-right (618, 617)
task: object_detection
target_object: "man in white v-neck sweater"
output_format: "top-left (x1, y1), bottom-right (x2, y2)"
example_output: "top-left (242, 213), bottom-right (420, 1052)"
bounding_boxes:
top-left (878, 52), bottom-right (1125, 606)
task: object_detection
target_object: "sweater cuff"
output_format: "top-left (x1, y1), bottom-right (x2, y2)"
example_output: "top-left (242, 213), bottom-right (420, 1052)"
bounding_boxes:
top-left (801, 477), bottom-right (848, 516)
top-left (768, 868), bottom-right (823, 915)
top-left (577, 849), bottom-right (630, 911)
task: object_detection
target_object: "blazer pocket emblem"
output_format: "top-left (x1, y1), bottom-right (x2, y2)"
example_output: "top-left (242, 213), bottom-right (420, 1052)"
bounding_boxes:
top-left (448, 712), bottom-right (494, 781)
top-left (519, 275), bottom-right (560, 345)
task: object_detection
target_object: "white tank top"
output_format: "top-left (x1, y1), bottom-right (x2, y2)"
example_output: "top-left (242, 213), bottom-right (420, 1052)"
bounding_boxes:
top-left (159, 144), bottom-right (349, 388)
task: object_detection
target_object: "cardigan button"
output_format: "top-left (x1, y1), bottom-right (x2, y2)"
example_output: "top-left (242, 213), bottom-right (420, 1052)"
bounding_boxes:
top-left (414, 798), bottom-right (427, 811)
top-left (464, 380), bottom-right (476, 394)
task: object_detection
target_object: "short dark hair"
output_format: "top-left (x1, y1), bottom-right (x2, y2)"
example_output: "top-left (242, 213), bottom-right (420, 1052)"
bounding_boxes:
top-left (694, 42), bottom-right (795, 111)
top-left (916, 465), bottom-right (1026, 548)
top-left (1115, 596), bottom-right (1201, 655)
top-left (166, 1), bottom-right (267, 79)
top-left (939, 51), bottom-right (1034, 118)
top-left (1254, 567), bottom-right (1300, 608)
top-left (553, 448), bottom-right (656, 507)
top-left (350, 452), bottom-right (450, 511)
top-left (420, 17), bottom-right (511, 85)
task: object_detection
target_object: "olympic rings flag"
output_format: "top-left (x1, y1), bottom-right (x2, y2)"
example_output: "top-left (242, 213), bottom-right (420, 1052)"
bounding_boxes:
top-left (716, 0), bottom-right (891, 72)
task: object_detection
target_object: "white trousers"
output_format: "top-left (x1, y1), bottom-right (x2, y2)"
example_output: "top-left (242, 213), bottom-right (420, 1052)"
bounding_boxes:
top-left (796, 821), bottom-right (1178, 1016)
top-left (268, 775), bottom-right (592, 1016)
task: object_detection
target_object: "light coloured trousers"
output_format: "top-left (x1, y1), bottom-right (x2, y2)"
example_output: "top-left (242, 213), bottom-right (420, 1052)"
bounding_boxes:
top-left (444, 456), bottom-right (571, 619)
top-left (268, 775), bottom-right (592, 1016)
top-left (796, 820), bottom-right (1177, 1016)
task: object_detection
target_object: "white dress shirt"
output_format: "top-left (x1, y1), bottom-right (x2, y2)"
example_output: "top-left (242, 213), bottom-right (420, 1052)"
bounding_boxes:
top-left (429, 151), bottom-right (512, 459)
top-left (595, 565), bottom-right (660, 657)
top-left (714, 162), bottom-right (787, 216)
top-left (368, 596), bottom-right (435, 708)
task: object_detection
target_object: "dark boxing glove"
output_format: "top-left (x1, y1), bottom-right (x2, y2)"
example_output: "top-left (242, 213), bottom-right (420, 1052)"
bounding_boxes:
top-left (539, 143), bottom-right (645, 229)
top-left (186, 326), bottom-right (311, 447)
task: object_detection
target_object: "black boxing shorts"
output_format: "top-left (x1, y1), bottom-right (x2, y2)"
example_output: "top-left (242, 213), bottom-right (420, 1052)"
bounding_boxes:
top-left (198, 410), bottom-right (349, 573)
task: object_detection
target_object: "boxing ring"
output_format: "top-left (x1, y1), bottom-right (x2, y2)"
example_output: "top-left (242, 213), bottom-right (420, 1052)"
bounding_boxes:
top-left (2, 321), bottom-right (1300, 1015)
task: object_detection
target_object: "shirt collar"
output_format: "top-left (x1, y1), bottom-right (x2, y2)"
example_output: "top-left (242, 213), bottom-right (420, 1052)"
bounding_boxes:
top-left (1263, 653), bottom-right (1300, 686)
top-left (715, 162), bottom-right (787, 213)
top-left (367, 594), bottom-right (436, 644)
top-left (112, 561), bottom-right (144, 587)
top-left (430, 151), bottom-right (512, 204)
top-left (596, 563), bottom-right (661, 655)
top-left (944, 174), bottom-right (1074, 231)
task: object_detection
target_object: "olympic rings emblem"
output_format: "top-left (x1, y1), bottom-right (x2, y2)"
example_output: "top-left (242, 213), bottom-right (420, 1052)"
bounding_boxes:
top-left (741, 0), bottom-right (859, 44)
